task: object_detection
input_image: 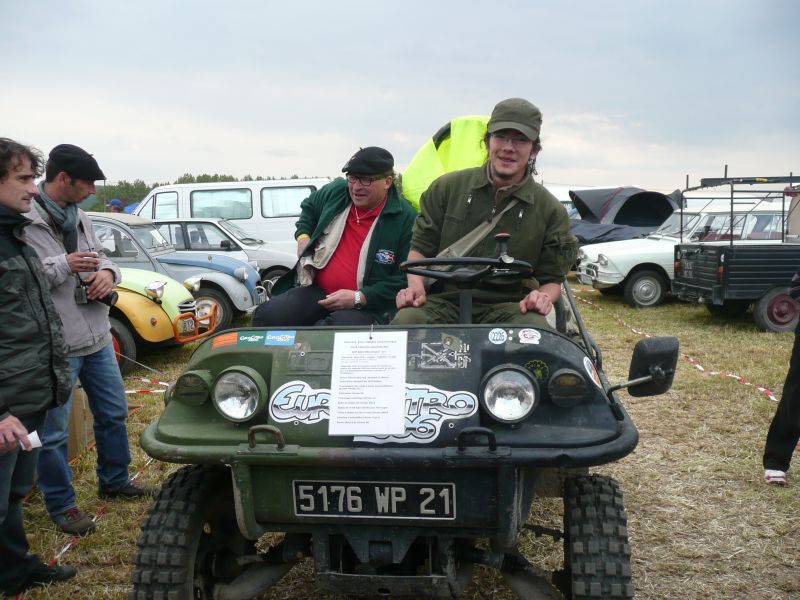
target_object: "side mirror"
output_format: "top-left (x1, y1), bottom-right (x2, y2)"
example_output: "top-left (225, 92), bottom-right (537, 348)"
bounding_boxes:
top-left (625, 336), bottom-right (679, 397)
top-left (220, 240), bottom-right (232, 250)
top-left (608, 336), bottom-right (679, 397)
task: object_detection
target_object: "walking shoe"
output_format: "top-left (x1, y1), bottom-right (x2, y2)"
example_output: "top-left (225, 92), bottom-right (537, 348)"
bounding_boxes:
top-left (98, 479), bottom-right (154, 500)
top-left (3, 562), bottom-right (77, 596)
top-left (53, 507), bottom-right (97, 536)
top-left (764, 469), bottom-right (787, 486)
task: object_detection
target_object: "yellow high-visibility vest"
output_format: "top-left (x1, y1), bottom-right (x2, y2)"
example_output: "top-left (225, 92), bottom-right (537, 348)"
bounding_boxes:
top-left (402, 115), bottom-right (489, 210)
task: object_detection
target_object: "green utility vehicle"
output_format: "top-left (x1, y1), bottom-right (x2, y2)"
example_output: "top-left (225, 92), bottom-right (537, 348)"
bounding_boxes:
top-left (131, 235), bottom-right (678, 599)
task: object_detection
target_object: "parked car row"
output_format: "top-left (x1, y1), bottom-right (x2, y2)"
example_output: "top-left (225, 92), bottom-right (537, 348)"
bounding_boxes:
top-left (575, 176), bottom-right (800, 332)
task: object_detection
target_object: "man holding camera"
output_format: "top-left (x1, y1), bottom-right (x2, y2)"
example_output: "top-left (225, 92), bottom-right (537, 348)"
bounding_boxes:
top-left (23, 144), bottom-right (151, 536)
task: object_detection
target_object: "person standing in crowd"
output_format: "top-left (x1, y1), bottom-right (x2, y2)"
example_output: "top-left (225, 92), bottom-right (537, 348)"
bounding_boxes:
top-left (394, 98), bottom-right (578, 326)
top-left (105, 198), bottom-right (124, 213)
top-left (252, 146), bottom-right (417, 327)
top-left (23, 144), bottom-right (152, 537)
top-left (0, 138), bottom-right (76, 596)
top-left (763, 267), bottom-right (800, 485)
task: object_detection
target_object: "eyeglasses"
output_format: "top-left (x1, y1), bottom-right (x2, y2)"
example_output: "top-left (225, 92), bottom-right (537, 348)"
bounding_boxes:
top-left (346, 174), bottom-right (387, 186)
top-left (492, 133), bottom-right (532, 148)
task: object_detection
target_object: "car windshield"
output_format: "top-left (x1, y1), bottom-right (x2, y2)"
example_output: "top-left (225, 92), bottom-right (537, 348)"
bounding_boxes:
top-left (219, 219), bottom-right (263, 244)
top-left (652, 212), bottom-right (700, 237)
top-left (130, 224), bottom-right (173, 251)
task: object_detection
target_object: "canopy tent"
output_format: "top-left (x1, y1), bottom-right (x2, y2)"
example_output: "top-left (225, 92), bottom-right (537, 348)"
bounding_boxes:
top-left (569, 187), bottom-right (681, 230)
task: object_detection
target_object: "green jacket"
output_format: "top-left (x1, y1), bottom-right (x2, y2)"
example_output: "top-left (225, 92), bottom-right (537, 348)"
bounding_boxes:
top-left (273, 178), bottom-right (418, 319)
top-left (412, 166), bottom-right (578, 300)
top-left (0, 207), bottom-right (71, 420)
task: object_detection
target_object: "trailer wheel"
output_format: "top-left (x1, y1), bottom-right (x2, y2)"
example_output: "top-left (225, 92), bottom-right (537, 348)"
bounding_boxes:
top-left (623, 270), bottom-right (667, 307)
top-left (753, 287), bottom-right (798, 332)
top-left (562, 475), bottom-right (633, 599)
top-left (130, 465), bottom-right (254, 600)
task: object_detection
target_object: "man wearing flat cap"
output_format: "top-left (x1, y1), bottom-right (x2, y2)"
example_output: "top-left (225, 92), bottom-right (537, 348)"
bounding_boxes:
top-left (253, 146), bottom-right (417, 327)
top-left (22, 144), bottom-right (152, 537)
top-left (394, 98), bottom-right (578, 327)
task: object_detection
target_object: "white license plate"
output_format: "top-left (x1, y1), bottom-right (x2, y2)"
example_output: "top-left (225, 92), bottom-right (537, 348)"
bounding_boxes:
top-left (179, 318), bottom-right (196, 334)
top-left (293, 480), bottom-right (456, 520)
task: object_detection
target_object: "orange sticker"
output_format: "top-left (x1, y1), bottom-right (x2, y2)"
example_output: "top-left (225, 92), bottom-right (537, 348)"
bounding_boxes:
top-left (211, 332), bottom-right (238, 348)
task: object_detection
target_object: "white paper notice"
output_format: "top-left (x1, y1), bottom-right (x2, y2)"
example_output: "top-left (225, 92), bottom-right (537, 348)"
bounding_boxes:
top-left (329, 330), bottom-right (407, 435)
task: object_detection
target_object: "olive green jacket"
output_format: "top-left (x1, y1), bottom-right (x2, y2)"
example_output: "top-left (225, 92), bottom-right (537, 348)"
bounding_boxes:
top-left (0, 207), bottom-right (71, 420)
top-left (412, 166), bottom-right (578, 300)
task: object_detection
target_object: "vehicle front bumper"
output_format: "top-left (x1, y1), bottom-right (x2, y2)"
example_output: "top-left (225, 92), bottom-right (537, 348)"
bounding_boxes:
top-left (576, 264), bottom-right (625, 287)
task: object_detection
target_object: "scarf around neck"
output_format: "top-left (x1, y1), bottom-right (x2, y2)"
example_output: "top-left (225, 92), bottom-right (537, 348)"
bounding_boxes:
top-left (36, 183), bottom-right (79, 253)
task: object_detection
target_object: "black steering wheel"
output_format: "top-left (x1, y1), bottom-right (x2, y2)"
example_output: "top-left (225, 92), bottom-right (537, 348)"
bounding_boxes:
top-left (400, 233), bottom-right (533, 324)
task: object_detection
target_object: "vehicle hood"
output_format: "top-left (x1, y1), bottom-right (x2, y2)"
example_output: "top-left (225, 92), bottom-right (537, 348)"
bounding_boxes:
top-left (117, 268), bottom-right (194, 317)
top-left (160, 252), bottom-right (259, 277)
top-left (245, 245), bottom-right (297, 267)
top-left (579, 236), bottom-right (677, 261)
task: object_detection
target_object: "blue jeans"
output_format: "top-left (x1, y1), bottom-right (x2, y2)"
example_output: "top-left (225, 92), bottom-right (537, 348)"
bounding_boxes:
top-left (36, 342), bottom-right (131, 517)
top-left (0, 412), bottom-right (46, 593)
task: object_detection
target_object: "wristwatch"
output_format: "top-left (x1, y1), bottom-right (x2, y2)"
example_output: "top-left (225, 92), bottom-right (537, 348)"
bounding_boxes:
top-left (354, 290), bottom-right (363, 309)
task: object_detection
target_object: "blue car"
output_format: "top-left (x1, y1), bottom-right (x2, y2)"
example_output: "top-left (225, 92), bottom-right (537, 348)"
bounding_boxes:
top-left (88, 212), bottom-right (266, 330)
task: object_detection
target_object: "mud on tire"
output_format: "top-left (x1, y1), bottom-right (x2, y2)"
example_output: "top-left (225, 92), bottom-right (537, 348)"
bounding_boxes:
top-left (562, 475), bottom-right (633, 599)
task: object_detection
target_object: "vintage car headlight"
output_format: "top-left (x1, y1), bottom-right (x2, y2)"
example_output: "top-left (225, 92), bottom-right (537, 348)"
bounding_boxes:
top-left (577, 248), bottom-right (587, 263)
top-left (548, 368), bottom-right (590, 408)
top-left (144, 280), bottom-right (167, 300)
top-left (480, 365), bottom-right (538, 423)
top-left (234, 266), bottom-right (249, 282)
top-left (171, 370), bottom-right (213, 406)
top-left (212, 367), bottom-right (267, 422)
top-left (183, 276), bottom-right (201, 293)
top-left (597, 254), bottom-right (609, 267)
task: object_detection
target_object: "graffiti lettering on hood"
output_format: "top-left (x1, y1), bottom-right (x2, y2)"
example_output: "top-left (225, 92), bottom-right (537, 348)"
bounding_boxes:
top-left (269, 381), bottom-right (478, 443)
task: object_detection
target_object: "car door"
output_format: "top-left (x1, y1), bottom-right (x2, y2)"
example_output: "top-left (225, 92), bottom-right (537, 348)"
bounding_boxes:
top-left (92, 222), bottom-right (160, 271)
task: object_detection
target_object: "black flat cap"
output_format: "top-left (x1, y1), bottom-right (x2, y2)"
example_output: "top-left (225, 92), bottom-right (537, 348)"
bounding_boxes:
top-left (341, 146), bottom-right (394, 175)
top-left (48, 144), bottom-right (106, 181)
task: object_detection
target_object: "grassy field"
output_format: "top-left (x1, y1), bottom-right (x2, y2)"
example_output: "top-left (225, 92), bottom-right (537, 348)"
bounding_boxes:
top-left (18, 281), bottom-right (800, 599)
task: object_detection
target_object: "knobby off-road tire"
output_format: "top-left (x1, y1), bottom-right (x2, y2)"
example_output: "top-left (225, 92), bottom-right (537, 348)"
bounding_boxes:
top-left (562, 475), bottom-right (633, 599)
top-left (130, 464), bottom-right (254, 600)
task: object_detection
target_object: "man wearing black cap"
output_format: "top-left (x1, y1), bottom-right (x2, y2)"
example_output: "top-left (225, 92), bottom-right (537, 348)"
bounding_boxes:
top-left (394, 98), bottom-right (578, 327)
top-left (22, 144), bottom-right (152, 537)
top-left (252, 146), bottom-right (417, 327)
top-left (0, 138), bottom-right (76, 596)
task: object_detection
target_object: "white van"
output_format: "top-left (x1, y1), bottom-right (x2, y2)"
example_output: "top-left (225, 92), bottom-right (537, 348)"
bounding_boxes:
top-left (133, 178), bottom-right (330, 255)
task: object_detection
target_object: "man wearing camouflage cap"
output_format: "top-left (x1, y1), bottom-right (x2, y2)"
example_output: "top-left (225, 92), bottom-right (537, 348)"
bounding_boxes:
top-left (394, 98), bottom-right (578, 327)
top-left (253, 146), bottom-right (417, 327)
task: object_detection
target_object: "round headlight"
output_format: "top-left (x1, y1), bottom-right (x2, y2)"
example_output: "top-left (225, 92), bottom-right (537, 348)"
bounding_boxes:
top-left (213, 371), bottom-right (260, 421)
top-left (234, 266), bottom-right (249, 282)
top-left (597, 254), bottom-right (609, 267)
top-left (480, 365), bottom-right (538, 423)
top-left (577, 249), bottom-right (587, 263)
top-left (145, 280), bottom-right (167, 300)
top-left (183, 276), bottom-right (201, 293)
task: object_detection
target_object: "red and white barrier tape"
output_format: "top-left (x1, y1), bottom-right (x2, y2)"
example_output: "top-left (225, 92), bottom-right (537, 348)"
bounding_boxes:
top-left (575, 293), bottom-right (779, 402)
top-left (125, 376), bottom-right (171, 395)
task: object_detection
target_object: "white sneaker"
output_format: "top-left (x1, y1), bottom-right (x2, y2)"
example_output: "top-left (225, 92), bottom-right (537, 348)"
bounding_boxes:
top-left (764, 469), bottom-right (787, 486)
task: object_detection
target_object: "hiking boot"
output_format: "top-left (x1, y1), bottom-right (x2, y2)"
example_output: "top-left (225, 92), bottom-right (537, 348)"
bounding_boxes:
top-left (53, 507), bottom-right (97, 536)
top-left (764, 469), bottom-right (787, 486)
top-left (98, 479), bottom-right (154, 500)
top-left (3, 562), bottom-right (77, 596)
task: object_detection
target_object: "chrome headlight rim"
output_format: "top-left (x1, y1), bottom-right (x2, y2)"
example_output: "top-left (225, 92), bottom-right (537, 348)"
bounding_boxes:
top-left (233, 266), bottom-right (249, 282)
top-left (212, 366), bottom-right (268, 422)
top-left (183, 275), bottom-right (202, 293)
top-left (597, 253), bottom-right (609, 267)
top-left (144, 280), bottom-right (167, 300)
top-left (479, 364), bottom-right (539, 424)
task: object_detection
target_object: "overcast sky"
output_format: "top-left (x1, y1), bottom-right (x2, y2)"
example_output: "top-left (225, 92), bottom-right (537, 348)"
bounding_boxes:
top-left (2, 0), bottom-right (798, 195)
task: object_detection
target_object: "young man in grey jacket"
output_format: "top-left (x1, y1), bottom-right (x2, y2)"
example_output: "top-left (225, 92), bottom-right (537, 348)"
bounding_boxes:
top-left (23, 144), bottom-right (152, 536)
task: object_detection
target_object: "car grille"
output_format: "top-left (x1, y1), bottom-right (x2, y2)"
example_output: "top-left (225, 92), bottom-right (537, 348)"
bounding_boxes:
top-left (585, 264), bottom-right (598, 278)
top-left (178, 299), bottom-right (198, 315)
